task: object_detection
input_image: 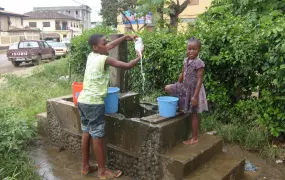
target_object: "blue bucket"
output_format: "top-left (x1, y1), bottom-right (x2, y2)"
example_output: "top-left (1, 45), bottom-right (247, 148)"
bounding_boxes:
top-left (104, 87), bottom-right (120, 114)
top-left (157, 96), bottom-right (179, 118)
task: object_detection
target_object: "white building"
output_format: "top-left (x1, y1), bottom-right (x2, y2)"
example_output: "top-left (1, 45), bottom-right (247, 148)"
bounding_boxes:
top-left (33, 5), bottom-right (91, 30)
top-left (24, 10), bottom-right (81, 42)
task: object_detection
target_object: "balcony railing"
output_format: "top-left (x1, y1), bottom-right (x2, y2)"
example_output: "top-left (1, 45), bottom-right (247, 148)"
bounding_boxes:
top-left (55, 26), bottom-right (69, 30)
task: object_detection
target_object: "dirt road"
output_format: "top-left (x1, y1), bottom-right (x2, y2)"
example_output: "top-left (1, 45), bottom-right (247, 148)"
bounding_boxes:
top-left (0, 51), bottom-right (35, 74)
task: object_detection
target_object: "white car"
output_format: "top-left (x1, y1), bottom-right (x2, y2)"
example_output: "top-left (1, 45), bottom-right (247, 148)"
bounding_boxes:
top-left (48, 42), bottom-right (69, 57)
top-left (8, 42), bottom-right (19, 50)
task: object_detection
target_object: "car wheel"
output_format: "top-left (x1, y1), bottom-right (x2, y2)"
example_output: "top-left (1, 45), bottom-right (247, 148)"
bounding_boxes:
top-left (50, 52), bottom-right (55, 61)
top-left (12, 61), bottom-right (20, 67)
top-left (33, 55), bottom-right (42, 66)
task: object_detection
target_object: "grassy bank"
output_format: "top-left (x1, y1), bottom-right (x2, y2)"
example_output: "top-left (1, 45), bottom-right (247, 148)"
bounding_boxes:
top-left (0, 59), bottom-right (79, 179)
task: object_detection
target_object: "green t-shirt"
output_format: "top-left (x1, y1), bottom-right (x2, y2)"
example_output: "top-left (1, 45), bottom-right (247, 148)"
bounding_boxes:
top-left (78, 52), bottom-right (109, 104)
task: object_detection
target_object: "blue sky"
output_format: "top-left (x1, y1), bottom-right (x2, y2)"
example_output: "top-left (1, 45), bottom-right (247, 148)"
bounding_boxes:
top-left (1, 0), bottom-right (102, 21)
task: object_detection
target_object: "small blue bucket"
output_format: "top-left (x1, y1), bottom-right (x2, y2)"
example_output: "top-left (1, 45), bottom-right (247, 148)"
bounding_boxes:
top-left (104, 87), bottom-right (120, 114)
top-left (157, 96), bottom-right (179, 118)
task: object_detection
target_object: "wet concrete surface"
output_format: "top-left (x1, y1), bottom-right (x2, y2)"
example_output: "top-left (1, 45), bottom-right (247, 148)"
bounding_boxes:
top-left (29, 137), bottom-right (285, 180)
top-left (29, 138), bottom-right (133, 180)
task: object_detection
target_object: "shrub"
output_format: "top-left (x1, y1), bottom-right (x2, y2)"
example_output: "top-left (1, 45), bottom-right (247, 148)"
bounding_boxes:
top-left (128, 31), bottom-right (187, 95)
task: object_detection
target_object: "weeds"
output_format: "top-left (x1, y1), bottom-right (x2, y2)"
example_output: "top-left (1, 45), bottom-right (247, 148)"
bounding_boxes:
top-left (0, 59), bottom-right (74, 179)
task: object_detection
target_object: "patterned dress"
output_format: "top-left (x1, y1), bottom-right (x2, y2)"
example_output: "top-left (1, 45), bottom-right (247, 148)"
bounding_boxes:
top-left (170, 57), bottom-right (208, 114)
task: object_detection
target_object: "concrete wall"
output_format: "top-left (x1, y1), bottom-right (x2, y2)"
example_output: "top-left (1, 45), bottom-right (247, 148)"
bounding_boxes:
top-left (0, 31), bottom-right (40, 46)
top-left (0, 15), bottom-right (23, 31)
top-left (33, 6), bottom-right (91, 30)
top-left (180, 0), bottom-right (212, 19)
top-left (23, 19), bottom-right (81, 32)
top-left (9, 16), bottom-right (23, 29)
top-left (23, 19), bottom-right (81, 40)
top-left (38, 94), bottom-right (190, 179)
top-left (24, 19), bottom-right (56, 31)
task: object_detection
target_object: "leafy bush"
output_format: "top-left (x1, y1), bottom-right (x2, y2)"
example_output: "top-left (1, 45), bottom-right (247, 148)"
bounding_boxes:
top-left (128, 31), bottom-right (187, 95)
top-left (187, 2), bottom-right (285, 136)
top-left (68, 1), bottom-right (285, 138)
top-left (132, 1), bottom-right (285, 137)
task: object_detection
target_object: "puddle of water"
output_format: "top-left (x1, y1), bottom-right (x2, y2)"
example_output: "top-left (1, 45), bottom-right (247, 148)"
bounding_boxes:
top-left (224, 144), bottom-right (285, 180)
top-left (29, 138), bottom-right (133, 180)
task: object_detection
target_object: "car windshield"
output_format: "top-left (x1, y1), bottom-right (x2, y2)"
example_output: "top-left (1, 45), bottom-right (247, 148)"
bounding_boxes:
top-left (9, 42), bottom-right (18, 50)
top-left (50, 43), bottom-right (65, 48)
top-left (19, 41), bottom-right (39, 48)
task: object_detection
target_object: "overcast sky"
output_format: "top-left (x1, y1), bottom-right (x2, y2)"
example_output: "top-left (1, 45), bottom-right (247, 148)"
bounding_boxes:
top-left (1, 0), bottom-right (102, 21)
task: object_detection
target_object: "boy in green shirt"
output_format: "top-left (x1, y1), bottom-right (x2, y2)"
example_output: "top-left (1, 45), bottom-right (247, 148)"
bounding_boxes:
top-left (77, 34), bottom-right (142, 179)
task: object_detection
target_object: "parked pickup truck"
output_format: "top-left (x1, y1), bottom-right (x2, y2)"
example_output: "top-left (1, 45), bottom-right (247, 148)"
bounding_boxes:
top-left (7, 40), bottom-right (55, 67)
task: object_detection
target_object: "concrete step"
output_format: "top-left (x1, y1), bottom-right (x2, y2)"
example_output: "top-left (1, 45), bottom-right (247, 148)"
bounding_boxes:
top-left (37, 112), bottom-right (48, 138)
top-left (160, 134), bottom-right (223, 179)
top-left (183, 152), bottom-right (245, 180)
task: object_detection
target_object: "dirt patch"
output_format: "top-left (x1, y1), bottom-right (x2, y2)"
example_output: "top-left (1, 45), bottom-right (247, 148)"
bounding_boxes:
top-left (224, 144), bottom-right (285, 180)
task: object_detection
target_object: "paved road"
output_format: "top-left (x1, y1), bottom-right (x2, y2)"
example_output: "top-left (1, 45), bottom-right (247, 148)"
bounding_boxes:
top-left (0, 51), bottom-right (34, 74)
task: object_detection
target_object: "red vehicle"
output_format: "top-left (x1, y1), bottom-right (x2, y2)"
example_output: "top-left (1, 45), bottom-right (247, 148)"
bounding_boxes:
top-left (7, 40), bottom-right (55, 67)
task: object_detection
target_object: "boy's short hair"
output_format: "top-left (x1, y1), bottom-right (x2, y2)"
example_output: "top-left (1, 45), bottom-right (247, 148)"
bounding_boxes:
top-left (187, 37), bottom-right (201, 48)
top-left (88, 34), bottom-right (104, 48)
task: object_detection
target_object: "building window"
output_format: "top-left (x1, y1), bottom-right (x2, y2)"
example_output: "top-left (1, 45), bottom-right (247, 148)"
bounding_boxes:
top-left (21, 17), bottom-right (23, 26)
top-left (190, 0), bottom-right (199, 5)
top-left (29, 22), bottom-right (37, 27)
top-left (76, 10), bottom-right (78, 15)
top-left (43, 22), bottom-right (51, 27)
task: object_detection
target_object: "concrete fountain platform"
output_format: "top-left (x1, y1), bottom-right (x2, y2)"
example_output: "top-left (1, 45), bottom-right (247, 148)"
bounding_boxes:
top-left (37, 92), bottom-right (245, 180)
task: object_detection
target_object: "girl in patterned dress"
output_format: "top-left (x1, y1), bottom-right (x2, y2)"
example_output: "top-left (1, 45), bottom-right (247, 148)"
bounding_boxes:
top-left (165, 37), bottom-right (208, 145)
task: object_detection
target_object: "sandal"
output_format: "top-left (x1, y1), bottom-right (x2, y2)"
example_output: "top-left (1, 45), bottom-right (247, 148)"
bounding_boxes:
top-left (99, 169), bottom-right (122, 179)
top-left (81, 164), bottom-right (98, 175)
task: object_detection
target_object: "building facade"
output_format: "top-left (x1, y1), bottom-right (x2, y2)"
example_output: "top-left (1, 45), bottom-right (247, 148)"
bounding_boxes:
top-left (0, 7), bottom-right (40, 46)
top-left (33, 5), bottom-right (91, 30)
top-left (0, 7), bottom-right (27, 31)
top-left (24, 10), bottom-right (81, 42)
top-left (116, 0), bottom-right (212, 32)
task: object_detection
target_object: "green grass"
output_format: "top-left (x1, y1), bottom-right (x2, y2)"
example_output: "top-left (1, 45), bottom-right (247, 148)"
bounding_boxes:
top-left (201, 113), bottom-right (285, 159)
top-left (0, 58), bottom-right (80, 179)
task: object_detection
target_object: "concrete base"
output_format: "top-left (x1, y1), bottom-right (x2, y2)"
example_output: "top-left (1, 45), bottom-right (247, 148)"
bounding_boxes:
top-left (38, 94), bottom-right (190, 179)
top-left (38, 93), bottom-right (245, 180)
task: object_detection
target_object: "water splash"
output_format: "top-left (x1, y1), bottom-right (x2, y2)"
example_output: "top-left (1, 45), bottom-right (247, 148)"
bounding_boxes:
top-left (135, 37), bottom-right (145, 98)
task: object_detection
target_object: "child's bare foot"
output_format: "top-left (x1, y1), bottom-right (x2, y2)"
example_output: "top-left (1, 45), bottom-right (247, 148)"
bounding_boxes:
top-left (183, 138), bottom-right (198, 145)
top-left (98, 168), bottom-right (122, 179)
top-left (81, 164), bottom-right (98, 175)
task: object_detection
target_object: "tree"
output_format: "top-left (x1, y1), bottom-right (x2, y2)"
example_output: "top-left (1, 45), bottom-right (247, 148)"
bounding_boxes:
top-left (101, 0), bottom-right (118, 27)
top-left (168, 0), bottom-right (191, 30)
top-left (100, 0), bottom-right (137, 27)
top-left (137, 0), bottom-right (191, 31)
top-left (101, 0), bottom-right (191, 32)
